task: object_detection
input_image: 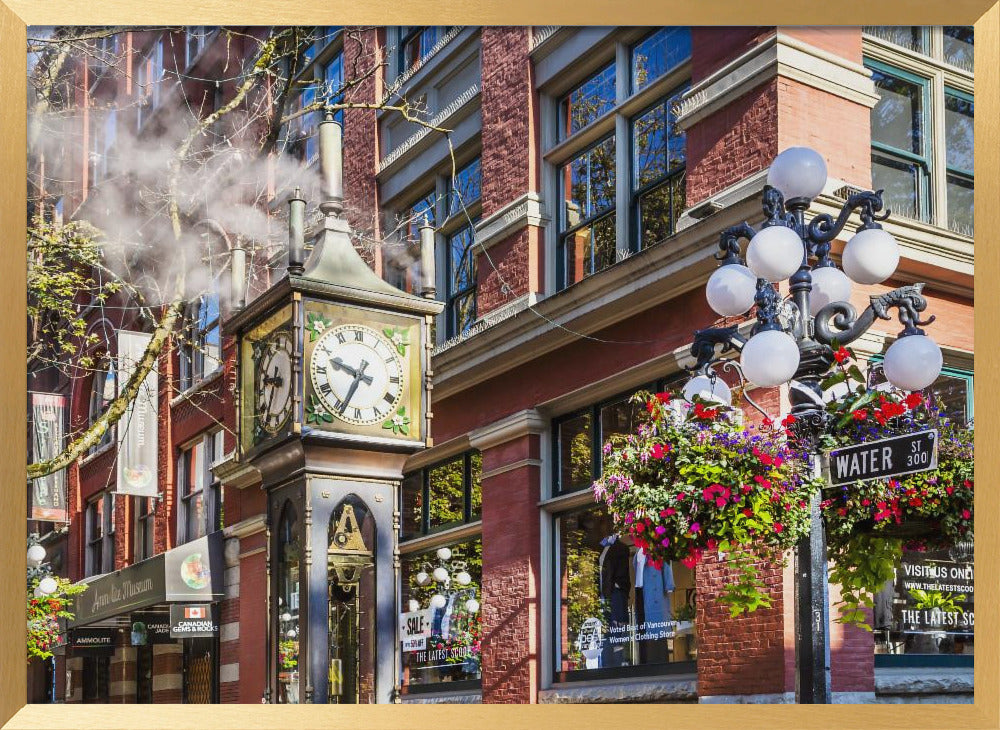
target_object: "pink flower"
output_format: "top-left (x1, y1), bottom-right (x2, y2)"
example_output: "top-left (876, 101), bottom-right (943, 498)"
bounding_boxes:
top-left (650, 444), bottom-right (665, 459)
top-left (661, 538), bottom-right (670, 548)
top-left (654, 525), bottom-right (667, 535)
top-left (774, 523), bottom-right (784, 533)
top-left (660, 508), bottom-right (676, 517)
top-left (689, 522), bottom-right (701, 534)
top-left (715, 497), bottom-right (727, 508)
top-left (962, 510), bottom-right (971, 520)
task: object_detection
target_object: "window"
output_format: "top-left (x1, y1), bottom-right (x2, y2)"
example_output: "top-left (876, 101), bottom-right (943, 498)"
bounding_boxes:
top-left (554, 378), bottom-right (682, 495)
top-left (400, 538), bottom-right (482, 691)
top-left (554, 503), bottom-right (696, 681)
top-left (178, 294), bottom-right (221, 390)
top-left (399, 27), bottom-right (446, 75)
top-left (177, 430), bottom-right (224, 543)
top-left (185, 26), bottom-right (213, 68)
top-left (553, 28), bottom-right (690, 290)
top-left (446, 224), bottom-right (477, 338)
top-left (82, 655), bottom-right (111, 703)
top-left (385, 191), bottom-right (437, 293)
top-left (275, 503), bottom-right (300, 704)
top-left (89, 359), bottom-right (116, 451)
top-left (85, 492), bottom-right (115, 576)
top-left (447, 157), bottom-right (481, 217)
top-left (401, 451), bottom-right (482, 539)
top-left (135, 37), bottom-right (165, 129)
top-left (868, 63), bottom-right (930, 223)
top-left (135, 496), bottom-right (155, 561)
top-left (863, 27), bottom-right (974, 234)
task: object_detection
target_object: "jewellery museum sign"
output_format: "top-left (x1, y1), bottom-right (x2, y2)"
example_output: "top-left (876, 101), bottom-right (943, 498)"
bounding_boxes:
top-left (69, 532), bottom-right (225, 627)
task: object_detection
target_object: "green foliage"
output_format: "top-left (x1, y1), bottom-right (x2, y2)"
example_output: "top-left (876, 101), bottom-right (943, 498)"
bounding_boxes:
top-left (594, 390), bottom-right (822, 616)
top-left (27, 219), bottom-right (122, 368)
top-left (909, 589), bottom-right (966, 613)
top-left (382, 405), bottom-right (410, 435)
top-left (27, 576), bottom-right (87, 662)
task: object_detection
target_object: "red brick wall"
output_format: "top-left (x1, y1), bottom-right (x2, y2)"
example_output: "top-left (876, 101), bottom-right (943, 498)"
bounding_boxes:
top-left (480, 27), bottom-right (536, 217)
top-left (342, 27), bottom-right (383, 243)
top-left (782, 27), bottom-right (862, 60)
top-left (151, 646), bottom-right (183, 703)
top-left (476, 228), bottom-right (541, 315)
top-left (686, 81), bottom-right (780, 205)
top-left (237, 537), bottom-right (267, 703)
top-left (479, 433), bottom-right (542, 704)
top-left (691, 27), bottom-right (773, 83)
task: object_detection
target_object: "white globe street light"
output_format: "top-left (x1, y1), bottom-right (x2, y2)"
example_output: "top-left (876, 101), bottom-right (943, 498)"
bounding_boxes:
top-left (883, 335), bottom-right (944, 391)
top-left (38, 576), bottom-right (58, 596)
top-left (766, 146), bottom-right (828, 201)
top-left (415, 571), bottom-right (430, 586)
top-left (456, 571), bottom-right (472, 586)
top-left (432, 567), bottom-right (449, 583)
top-left (429, 594), bottom-right (447, 609)
top-left (408, 599), bottom-right (420, 613)
top-left (683, 374), bottom-right (732, 407)
top-left (706, 264), bottom-right (758, 317)
top-left (746, 225), bottom-right (805, 283)
top-left (841, 228), bottom-right (899, 285)
top-left (465, 598), bottom-right (480, 614)
top-left (435, 547), bottom-right (452, 561)
top-left (740, 330), bottom-right (801, 388)
top-left (809, 266), bottom-right (852, 316)
top-left (27, 544), bottom-right (46, 567)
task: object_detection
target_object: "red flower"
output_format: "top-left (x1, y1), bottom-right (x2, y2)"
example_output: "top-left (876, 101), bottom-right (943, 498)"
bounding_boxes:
top-left (833, 347), bottom-right (850, 364)
top-left (742, 508), bottom-right (754, 517)
top-left (646, 400), bottom-right (657, 414)
top-left (715, 497), bottom-right (727, 508)
top-left (861, 498), bottom-right (871, 506)
top-left (781, 414), bottom-right (796, 427)
top-left (655, 392), bottom-right (672, 404)
top-left (774, 523), bottom-right (784, 533)
top-left (660, 508), bottom-right (676, 517)
top-left (904, 392), bottom-right (923, 409)
top-left (759, 453), bottom-right (773, 466)
top-left (962, 509), bottom-right (971, 520)
top-left (635, 522), bottom-right (645, 532)
top-left (762, 417), bottom-right (774, 428)
top-left (909, 498), bottom-right (923, 507)
top-left (650, 443), bottom-right (665, 459)
top-left (852, 409), bottom-right (868, 421)
top-left (945, 486), bottom-right (954, 495)
top-left (693, 403), bottom-right (718, 420)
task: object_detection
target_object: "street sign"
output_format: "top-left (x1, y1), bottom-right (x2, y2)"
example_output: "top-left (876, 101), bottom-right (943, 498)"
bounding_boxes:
top-left (826, 429), bottom-right (937, 486)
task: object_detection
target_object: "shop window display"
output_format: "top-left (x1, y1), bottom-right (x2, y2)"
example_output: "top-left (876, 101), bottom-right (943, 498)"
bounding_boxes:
top-left (400, 539), bottom-right (482, 690)
top-left (556, 504), bottom-right (695, 680)
top-left (275, 503), bottom-right (300, 704)
top-left (400, 451), bottom-right (482, 538)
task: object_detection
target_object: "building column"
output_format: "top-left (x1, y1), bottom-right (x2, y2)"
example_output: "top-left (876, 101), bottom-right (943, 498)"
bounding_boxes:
top-left (109, 645), bottom-right (137, 703)
top-left (151, 643), bottom-right (183, 703)
top-left (476, 27), bottom-right (545, 317)
top-left (470, 410), bottom-right (546, 704)
top-left (218, 533), bottom-right (242, 703)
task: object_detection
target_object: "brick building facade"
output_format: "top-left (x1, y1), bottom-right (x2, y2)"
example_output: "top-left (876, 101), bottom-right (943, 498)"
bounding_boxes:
top-left (28, 25), bottom-right (974, 705)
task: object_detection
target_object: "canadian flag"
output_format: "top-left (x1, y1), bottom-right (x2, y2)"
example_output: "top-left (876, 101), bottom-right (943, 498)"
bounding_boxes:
top-left (185, 606), bottom-right (207, 619)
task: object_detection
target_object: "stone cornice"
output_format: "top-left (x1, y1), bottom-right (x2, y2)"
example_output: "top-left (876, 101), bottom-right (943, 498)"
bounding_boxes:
top-left (468, 409), bottom-right (546, 451)
top-left (473, 192), bottom-right (549, 252)
top-left (212, 455), bottom-right (261, 491)
top-left (676, 31), bottom-right (879, 130)
top-left (223, 513), bottom-right (266, 540)
top-left (402, 433), bottom-right (472, 473)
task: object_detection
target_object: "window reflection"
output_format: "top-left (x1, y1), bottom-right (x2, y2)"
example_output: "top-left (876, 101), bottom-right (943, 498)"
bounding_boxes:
top-left (275, 503), bottom-right (300, 704)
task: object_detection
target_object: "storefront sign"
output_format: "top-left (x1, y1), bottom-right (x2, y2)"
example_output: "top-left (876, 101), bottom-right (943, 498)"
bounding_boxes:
top-left (169, 604), bottom-right (218, 638)
top-left (827, 430), bottom-right (937, 486)
top-left (129, 612), bottom-right (173, 645)
top-left (895, 557), bottom-right (974, 634)
top-left (29, 393), bottom-right (68, 522)
top-left (69, 531), bottom-right (225, 627)
top-left (116, 330), bottom-right (159, 497)
top-left (399, 610), bottom-right (431, 653)
top-left (70, 627), bottom-right (119, 656)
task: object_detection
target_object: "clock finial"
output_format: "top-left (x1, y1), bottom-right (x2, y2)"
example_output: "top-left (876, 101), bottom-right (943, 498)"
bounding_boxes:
top-left (318, 110), bottom-right (344, 217)
top-left (418, 216), bottom-right (436, 299)
top-left (288, 186), bottom-right (306, 275)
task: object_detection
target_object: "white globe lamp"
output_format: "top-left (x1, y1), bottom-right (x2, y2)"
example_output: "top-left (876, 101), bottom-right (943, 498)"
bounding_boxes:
top-left (429, 594), bottom-right (447, 609)
top-left (408, 599), bottom-right (420, 613)
top-left (682, 374), bottom-right (732, 407)
top-left (706, 264), bottom-right (757, 317)
top-left (415, 571), bottom-right (430, 586)
top-left (27, 544), bottom-right (46, 567)
top-left (38, 576), bottom-right (58, 596)
top-left (465, 599), bottom-right (480, 614)
top-left (767, 147), bottom-right (828, 201)
top-left (746, 226), bottom-right (804, 283)
top-left (741, 330), bottom-right (801, 387)
top-left (883, 335), bottom-right (943, 391)
top-left (842, 228), bottom-right (899, 285)
top-left (456, 571), bottom-right (472, 586)
top-left (432, 567), bottom-right (449, 583)
top-left (809, 266), bottom-right (853, 316)
top-left (436, 547), bottom-right (452, 561)
top-left (280, 612), bottom-right (292, 623)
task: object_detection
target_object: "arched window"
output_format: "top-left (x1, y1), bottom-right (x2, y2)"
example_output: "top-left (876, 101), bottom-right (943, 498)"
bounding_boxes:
top-left (88, 357), bottom-right (116, 450)
top-left (275, 502), bottom-right (300, 704)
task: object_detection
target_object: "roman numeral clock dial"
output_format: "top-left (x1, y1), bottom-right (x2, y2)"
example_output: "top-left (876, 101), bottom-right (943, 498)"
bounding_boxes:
top-left (308, 324), bottom-right (405, 427)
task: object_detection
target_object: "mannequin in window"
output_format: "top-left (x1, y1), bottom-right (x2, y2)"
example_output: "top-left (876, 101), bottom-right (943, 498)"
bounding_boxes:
top-left (633, 546), bottom-right (675, 663)
top-left (599, 534), bottom-right (630, 667)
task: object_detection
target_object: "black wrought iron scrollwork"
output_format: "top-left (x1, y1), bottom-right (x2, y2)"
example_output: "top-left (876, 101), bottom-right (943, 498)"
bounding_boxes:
top-left (715, 222), bottom-right (757, 265)
top-left (718, 360), bottom-right (778, 433)
top-left (753, 278), bottom-right (783, 332)
top-left (689, 325), bottom-right (743, 370)
top-left (806, 189), bottom-right (890, 244)
top-left (761, 185), bottom-right (796, 229)
top-left (813, 283), bottom-right (933, 346)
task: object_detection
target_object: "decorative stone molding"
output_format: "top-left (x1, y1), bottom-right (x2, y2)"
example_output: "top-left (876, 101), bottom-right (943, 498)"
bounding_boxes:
top-left (539, 676), bottom-right (697, 703)
top-left (213, 454), bottom-right (261, 491)
top-left (223, 513), bottom-right (266, 540)
top-left (530, 26), bottom-right (560, 51)
top-left (469, 409), bottom-right (546, 452)
top-left (432, 293), bottom-right (537, 357)
top-left (676, 31), bottom-right (880, 131)
top-left (377, 84), bottom-right (481, 176)
top-left (481, 458), bottom-right (544, 481)
top-left (473, 192), bottom-right (549, 252)
top-left (381, 27), bottom-right (464, 105)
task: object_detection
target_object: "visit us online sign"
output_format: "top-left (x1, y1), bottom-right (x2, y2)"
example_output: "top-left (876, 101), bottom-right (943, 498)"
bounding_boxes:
top-left (826, 429), bottom-right (938, 487)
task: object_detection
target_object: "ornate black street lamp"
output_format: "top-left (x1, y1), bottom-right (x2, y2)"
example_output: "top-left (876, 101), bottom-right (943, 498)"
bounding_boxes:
top-left (685, 147), bottom-right (944, 704)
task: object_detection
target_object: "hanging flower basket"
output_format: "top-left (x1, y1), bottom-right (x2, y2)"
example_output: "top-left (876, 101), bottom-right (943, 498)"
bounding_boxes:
top-left (817, 347), bottom-right (974, 628)
top-left (593, 391), bottom-right (823, 616)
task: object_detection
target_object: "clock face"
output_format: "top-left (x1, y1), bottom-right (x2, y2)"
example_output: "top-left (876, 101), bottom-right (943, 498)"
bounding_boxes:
top-left (309, 324), bottom-right (404, 426)
top-left (255, 331), bottom-right (294, 434)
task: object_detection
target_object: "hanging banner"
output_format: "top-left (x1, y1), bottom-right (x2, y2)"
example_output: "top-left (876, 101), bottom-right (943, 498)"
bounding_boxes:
top-left (30, 393), bottom-right (68, 521)
top-left (116, 331), bottom-right (159, 497)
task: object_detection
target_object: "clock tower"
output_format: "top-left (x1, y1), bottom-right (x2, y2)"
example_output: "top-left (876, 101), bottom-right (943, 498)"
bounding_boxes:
top-left (226, 113), bottom-right (443, 704)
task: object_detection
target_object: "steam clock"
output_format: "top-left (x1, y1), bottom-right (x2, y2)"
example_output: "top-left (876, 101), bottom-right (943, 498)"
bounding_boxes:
top-left (226, 113), bottom-right (443, 704)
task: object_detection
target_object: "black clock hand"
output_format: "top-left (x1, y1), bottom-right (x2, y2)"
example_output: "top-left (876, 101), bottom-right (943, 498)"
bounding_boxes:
top-left (264, 365), bottom-right (279, 423)
top-left (338, 360), bottom-right (370, 413)
top-left (331, 357), bottom-right (373, 385)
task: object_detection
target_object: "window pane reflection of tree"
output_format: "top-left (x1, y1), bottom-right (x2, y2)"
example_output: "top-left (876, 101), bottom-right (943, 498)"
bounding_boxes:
top-left (276, 504), bottom-right (300, 704)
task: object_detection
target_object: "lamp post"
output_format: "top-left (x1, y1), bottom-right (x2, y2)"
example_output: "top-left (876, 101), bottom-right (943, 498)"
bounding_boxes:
top-left (687, 147), bottom-right (944, 704)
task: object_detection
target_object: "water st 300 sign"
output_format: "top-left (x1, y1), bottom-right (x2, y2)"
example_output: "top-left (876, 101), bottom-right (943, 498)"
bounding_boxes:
top-left (826, 430), bottom-right (938, 486)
